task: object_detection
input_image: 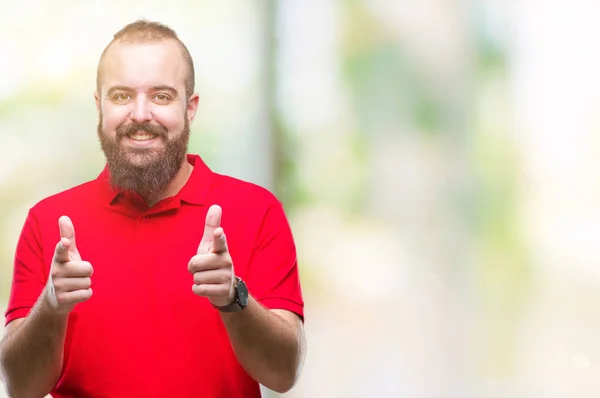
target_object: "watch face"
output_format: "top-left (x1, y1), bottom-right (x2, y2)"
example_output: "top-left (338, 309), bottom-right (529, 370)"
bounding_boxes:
top-left (237, 280), bottom-right (249, 306)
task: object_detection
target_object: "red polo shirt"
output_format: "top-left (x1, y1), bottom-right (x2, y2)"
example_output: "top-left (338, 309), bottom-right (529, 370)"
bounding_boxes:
top-left (5, 154), bottom-right (304, 397)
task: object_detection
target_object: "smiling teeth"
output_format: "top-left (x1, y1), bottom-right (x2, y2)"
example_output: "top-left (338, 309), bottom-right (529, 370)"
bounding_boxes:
top-left (130, 134), bottom-right (155, 141)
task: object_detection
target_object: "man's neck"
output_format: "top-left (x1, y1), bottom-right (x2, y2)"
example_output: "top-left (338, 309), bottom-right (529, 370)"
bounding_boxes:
top-left (146, 157), bottom-right (194, 207)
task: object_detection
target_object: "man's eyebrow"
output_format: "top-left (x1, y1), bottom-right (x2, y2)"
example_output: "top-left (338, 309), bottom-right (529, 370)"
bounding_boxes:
top-left (151, 85), bottom-right (179, 96)
top-left (106, 86), bottom-right (134, 97)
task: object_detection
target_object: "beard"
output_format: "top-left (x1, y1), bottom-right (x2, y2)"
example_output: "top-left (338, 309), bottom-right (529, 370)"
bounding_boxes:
top-left (97, 114), bottom-right (190, 201)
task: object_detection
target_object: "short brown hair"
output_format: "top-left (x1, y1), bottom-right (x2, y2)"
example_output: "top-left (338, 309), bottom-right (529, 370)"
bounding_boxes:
top-left (96, 19), bottom-right (195, 97)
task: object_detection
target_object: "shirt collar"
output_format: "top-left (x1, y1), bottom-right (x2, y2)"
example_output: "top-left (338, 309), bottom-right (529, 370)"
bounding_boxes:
top-left (176, 154), bottom-right (213, 206)
top-left (96, 154), bottom-right (213, 206)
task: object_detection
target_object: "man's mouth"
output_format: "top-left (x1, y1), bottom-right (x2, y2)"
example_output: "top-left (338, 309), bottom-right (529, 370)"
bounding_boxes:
top-left (127, 132), bottom-right (159, 141)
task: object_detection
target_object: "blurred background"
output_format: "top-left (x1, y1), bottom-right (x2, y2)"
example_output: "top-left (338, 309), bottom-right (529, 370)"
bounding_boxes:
top-left (2, 0), bottom-right (600, 397)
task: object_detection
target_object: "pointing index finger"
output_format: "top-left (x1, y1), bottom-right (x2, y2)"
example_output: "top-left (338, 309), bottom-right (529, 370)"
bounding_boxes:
top-left (54, 237), bottom-right (72, 263)
top-left (210, 227), bottom-right (228, 254)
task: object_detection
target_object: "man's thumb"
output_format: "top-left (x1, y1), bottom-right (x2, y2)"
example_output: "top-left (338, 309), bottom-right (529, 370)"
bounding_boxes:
top-left (58, 216), bottom-right (80, 258)
top-left (198, 205), bottom-right (222, 254)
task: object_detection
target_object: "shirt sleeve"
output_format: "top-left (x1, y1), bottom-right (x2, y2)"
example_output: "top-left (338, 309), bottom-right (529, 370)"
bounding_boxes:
top-left (246, 200), bottom-right (304, 321)
top-left (4, 209), bottom-right (48, 326)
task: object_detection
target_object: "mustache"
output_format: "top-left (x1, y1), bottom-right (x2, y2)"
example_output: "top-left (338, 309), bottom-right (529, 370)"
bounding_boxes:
top-left (116, 122), bottom-right (168, 139)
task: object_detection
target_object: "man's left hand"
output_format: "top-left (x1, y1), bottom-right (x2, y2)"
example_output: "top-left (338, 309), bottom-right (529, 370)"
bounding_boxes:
top-left (188, 204), bottom-right (235, 307)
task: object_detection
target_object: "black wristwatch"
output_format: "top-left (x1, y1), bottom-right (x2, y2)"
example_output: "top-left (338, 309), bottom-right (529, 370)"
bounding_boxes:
top-left (214, 276), bottom-right (249, 312)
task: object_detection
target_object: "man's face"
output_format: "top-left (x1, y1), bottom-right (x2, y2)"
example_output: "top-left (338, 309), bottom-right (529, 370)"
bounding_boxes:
top-left (95, 39), bottom-right (198, 197)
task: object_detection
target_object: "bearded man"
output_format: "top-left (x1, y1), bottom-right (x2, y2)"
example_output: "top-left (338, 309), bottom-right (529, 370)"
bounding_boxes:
top-left (0, 19), bottom-right (306, 398)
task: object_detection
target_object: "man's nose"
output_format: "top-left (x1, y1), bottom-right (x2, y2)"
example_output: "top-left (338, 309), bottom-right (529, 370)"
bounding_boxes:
top-left (130, 96), bottom-right (152, 123)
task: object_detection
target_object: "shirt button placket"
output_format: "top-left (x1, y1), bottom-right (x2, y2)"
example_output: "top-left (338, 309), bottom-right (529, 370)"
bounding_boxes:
top-left (136, 215), bottom-right (153, 254)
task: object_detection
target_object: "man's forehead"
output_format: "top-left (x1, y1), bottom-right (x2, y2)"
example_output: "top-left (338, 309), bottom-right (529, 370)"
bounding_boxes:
top-left (98, 39), bottom-right (187, 90)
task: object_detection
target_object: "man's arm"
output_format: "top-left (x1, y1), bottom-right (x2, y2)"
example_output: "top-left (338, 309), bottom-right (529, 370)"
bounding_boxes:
top-left (0, 300), bottom-right (68, 398)
top-left (0, 216), bottom-right (93, 398)
top-left (189, 204), bottom-right (306, 393)
top-left (220, 300), bottom-right (306, 393)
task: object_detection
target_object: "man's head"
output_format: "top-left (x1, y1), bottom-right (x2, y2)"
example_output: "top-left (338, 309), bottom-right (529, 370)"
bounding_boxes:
top-left (95, 20), bottom-right (199, 200)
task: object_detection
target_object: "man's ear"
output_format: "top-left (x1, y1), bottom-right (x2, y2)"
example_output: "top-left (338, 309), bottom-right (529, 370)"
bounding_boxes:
top-left (187, 93), bottom-right (200, 123)
top-left (94, 91), bottom-right (101, 113)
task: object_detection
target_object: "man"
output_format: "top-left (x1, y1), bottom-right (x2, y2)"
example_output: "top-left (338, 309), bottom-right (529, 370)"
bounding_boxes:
top-left (0, 20), bottom-right (306, 398)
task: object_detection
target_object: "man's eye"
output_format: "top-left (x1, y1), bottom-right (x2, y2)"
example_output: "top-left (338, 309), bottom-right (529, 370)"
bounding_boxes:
top-left (155, 94), bottom-right (170, 101)
top-left (114, 94), bottom-right (130, 101)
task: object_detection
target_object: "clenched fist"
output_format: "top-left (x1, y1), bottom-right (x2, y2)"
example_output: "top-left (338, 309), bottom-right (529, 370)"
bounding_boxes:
top-left (188, 205), bottom-right (235, 307)
top-left (45, 215), bottom-right (93, 315)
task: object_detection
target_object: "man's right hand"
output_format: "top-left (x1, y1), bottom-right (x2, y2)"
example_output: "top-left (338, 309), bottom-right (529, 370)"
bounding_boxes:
top-left (45, 215), bottom-right (93, 314)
